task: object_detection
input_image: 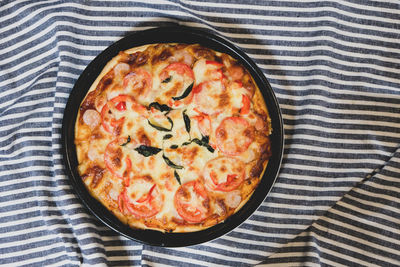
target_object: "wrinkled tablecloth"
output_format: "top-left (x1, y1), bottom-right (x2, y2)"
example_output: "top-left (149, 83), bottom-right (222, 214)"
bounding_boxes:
top-left (1, 0), bottom-right (400, 266)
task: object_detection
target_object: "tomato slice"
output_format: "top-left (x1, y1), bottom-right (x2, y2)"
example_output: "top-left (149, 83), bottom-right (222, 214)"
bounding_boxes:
top-left (115, 101), bottom-right (126, 111)
top-left (118, 192), bottom-right (124, 213)
top-left (203, 157), bottom-right (245, 192)
top-left (136, 184), bottom-right (156, 203)
top-left (122, 176), bottom-right (163, 218)
top-left (192, 83), bottom-right (203, 94)
top-left (101, 104), bottom-right (122, 134)
top-left (101, 95), bottom-right (129, 134)
top-left (104, 137), bottom-right (134, 179)
top-left (240, 94), bottom-right (251, 115)
top-left (160, 62), bottom-right (194, 81)
top-left (123, 68), bottom-right (153, 100)
top-left (174, 180), bottom-right (211, 223)
top-left (215, 117), bottom-right (254, 156)
top-left (205, 60), bottom-right (224, 67)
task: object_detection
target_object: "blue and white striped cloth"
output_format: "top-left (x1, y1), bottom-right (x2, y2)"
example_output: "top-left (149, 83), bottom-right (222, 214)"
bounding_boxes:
top-left (1, 0), bottom-right (400, 266)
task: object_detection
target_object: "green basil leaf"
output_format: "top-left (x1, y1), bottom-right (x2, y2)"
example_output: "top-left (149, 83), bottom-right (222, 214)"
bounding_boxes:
top-left (188, 135), bottom-right (215, 153)
top-left (120, 135), bottom-right (131, 146)
top-left (170, 145), bottom-right (178, 149)
top-left (134, 145), bottom-right (162, 157)
top-left (162, 154), bottom-right (183, 169)
top-left (183, 110), bottom-right (191, 134)
top-left (191, 138), bottom-right (202, 146)
top-left (148, 117), bottom-right (173, 132)
top-left (163, 134), bottom-right (173, 140)
top-left (182, 141), bottom-right (192, 146)
top-left (174, 170), bottom-right (181, 185)
top-left (148, 102), bottom-right (172, 112)
top-left (205, 144), bottom-right (215, 153)
top-left (161, 76), bottom-right (172, 83)
top-left (172, 82), bottom-right (194, 101)
top-left (201, 135), bottom-right (209, 143)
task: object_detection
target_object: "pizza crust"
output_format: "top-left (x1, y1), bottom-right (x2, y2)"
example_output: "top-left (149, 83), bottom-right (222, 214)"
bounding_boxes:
top-left (87, 45), bottom-right (151, 96)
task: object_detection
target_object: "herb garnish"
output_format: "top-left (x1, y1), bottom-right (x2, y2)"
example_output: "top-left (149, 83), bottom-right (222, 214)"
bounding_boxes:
top-left (182, 110), bottom-right (191, 134)
top-left (174, 170), bottom-right (181, 185)
top-left (134, 145), bottom-right (162, 157)
top-left (182, 135), bottom-right (215, 153)
top-left (162, 154), bottom-right (183, 169)
top-left (161, 76), bottom-right (172, 83)
top-left (172, 82), bottom-right (194, 101)
top-left (148, 117), bottom-right (173, 132)
top-left (163, 134), bottom-right (173, 140)
top-left (148, 102), bottom-right (172, 113)
top-left (120, 135), bottom-right (131, 146)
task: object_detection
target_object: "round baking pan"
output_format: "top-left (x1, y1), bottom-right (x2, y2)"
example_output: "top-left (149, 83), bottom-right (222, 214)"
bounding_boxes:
top-left (62, 26), bottom-right (284, 247)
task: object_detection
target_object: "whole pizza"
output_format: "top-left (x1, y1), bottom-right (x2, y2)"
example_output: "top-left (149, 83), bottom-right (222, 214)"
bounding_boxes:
top-left (75, 43), bottom-right (272, 232)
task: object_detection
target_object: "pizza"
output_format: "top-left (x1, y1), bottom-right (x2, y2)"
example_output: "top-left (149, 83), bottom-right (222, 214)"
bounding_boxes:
top-left (75, 43), bottom-right (272, 232)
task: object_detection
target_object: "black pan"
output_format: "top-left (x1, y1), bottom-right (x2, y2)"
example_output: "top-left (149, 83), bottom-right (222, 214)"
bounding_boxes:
top-left (61, 26), bottom-right (284, 247)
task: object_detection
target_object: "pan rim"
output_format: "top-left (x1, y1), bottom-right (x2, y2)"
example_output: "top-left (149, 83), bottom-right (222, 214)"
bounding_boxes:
top-left (61, 25), bottom-right (284, 247)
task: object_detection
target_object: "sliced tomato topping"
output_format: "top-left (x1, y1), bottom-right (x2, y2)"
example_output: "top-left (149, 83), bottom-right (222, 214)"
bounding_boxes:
top-left (136, 184), bottom-right (156, 203)
top-left (193, 107), bottom-right (203, 114)
top-left (169, 99), bottom-right (182, 107)
top-left (240, 94), bottom-right (251, 115)
top-left (174, 180), bottom-right (210, 223)
top-left (115, 101), bottom-right (126, 111)
top-left (109, 117), bottom-right (124, 128)
top-left (122, 177), bottom-right (163, 218)
top-left (124, 177), bottom-right (130, 187)
top-left (206, 60), bottom-right (224, 67)
top-left (204, 157), bottom-right (245, 192)
top-left (101, 103), bottom-right (121, 134)
top-left (104, 137), bottom-right (134, 179)
top-left (118, 192), bottom-right (124, 213)
top-left (125, 156), bottom-right (132, 169)
top-left (160, 62), bottom-right (195, 81)
top-left (209, 171), bottom-right (219, 185)
top-left (101, 95), bottom-right (129, 134)
top-left (123, 68), bottom-right (153, 100)
top-left (215, 117), bottom-right (254, 156)
top-left (235, 80), bottom-right (243, 87)
top-left (110, 94), bottom-right (129, 105)
top-left (192, 83), bottom-right (203, 94)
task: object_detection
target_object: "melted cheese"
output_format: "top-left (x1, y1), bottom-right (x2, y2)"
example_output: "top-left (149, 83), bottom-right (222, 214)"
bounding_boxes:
top-left (192, 58), bottom-right (208, 85)
top-left (126, 177), bottom-right (154, 202)
top-left (193, 80), bottom-right (226, 115)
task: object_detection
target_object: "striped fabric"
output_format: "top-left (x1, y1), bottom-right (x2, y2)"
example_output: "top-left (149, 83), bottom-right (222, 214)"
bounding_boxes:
top-left (1, 0), bottom-right (399, 266)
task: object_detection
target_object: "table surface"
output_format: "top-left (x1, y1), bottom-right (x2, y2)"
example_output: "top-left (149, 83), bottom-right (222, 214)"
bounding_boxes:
top-left (1, 0), bottom-right (400, 266)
